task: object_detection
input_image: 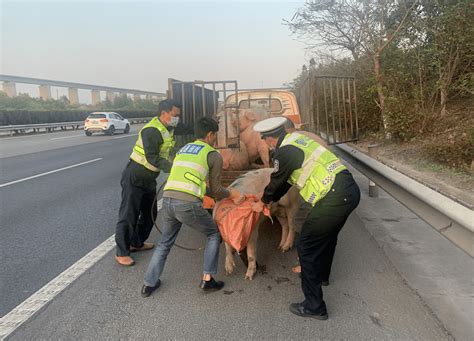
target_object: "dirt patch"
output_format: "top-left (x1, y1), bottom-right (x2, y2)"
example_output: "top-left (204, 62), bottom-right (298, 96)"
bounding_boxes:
top-left (350, 139), bottom-right (474, 209)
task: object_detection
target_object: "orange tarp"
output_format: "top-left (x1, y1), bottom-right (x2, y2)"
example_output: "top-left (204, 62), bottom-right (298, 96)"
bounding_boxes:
top-left (214, 198), bottom-right (270, 252)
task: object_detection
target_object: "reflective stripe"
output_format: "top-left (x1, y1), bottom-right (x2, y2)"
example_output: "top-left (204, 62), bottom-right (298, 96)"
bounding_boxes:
top-left (280, 132), bottom-right (301, 146)
top-left (173, 160), bottom-right (208, 178)
top-left (165, 180), bottom-right (202, 196)
top-left (296, 145), bottom-right (326, 188)
top-left (130, 150), bottom-right (159, 172)
top-left (327, 160), bottom-right (344, 173)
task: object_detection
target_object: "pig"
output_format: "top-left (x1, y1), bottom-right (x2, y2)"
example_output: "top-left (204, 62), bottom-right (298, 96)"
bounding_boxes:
top-left (231, 109), bottom-right (271, 168)
top-left (214, 168), bottom-right (302, 280)
top-left (219, 144), bottom-right (250, 171)
top-left (216, 109), bottom-right (238, 148)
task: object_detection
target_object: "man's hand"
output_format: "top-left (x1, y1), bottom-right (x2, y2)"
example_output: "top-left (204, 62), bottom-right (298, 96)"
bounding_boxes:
top-left (228, 188), bottom-right (244, 204)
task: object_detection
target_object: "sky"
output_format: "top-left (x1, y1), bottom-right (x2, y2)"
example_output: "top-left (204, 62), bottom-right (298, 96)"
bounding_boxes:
top-left (0, 0), bottom-right (309, 101)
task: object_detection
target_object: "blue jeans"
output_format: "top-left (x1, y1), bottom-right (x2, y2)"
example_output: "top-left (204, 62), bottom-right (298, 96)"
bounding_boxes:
top-left (144, 197), bottom-right (221, 287)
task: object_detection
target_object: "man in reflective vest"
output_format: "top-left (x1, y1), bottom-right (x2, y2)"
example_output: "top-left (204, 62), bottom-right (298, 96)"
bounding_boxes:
top-left (253, 117), bottom-right (361, 320)
top-left (114, 99), bottom-right (180, 266)
top-left (141, 117), bottom-right (243, 297)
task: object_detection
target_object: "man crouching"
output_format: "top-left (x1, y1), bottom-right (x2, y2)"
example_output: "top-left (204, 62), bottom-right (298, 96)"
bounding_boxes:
top-left (141, 117), bottom-right (242, 297)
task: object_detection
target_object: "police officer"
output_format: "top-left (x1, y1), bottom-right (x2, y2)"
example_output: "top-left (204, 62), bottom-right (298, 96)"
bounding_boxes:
top-left (141, 117), bottom-right (242, 297)
top-left (253, 117), bottom-right (360, 320)
top-left (114, 99), bottom-right (180, 266)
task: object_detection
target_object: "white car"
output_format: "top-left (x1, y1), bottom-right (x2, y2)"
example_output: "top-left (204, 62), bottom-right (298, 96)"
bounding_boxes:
top-left (84, 112), bottom-right (130, 136)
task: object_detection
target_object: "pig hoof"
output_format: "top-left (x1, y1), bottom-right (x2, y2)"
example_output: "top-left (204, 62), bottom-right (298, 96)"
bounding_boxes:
top-left (225, 260), bottom-right (235, 275)
top-left (244, 272), bottom-right (255, 280)
top-left (245, 267), bottom-right (257, 280)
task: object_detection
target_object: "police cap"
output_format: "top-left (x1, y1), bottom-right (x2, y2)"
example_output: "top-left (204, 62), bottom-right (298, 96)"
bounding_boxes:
top-left (253, 117), bottom-right (287, 138)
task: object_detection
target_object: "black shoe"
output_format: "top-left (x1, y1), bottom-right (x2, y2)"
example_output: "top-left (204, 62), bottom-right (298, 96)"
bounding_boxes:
top-left (141, 280), bottom-right (161, 298)
top-left (289, 302), bottom-right (328, 320)
top-left (199, 277), bottom-right (224, 292)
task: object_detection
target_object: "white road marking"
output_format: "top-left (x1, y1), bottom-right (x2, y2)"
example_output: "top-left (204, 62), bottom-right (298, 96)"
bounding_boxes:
top-left (1, 133), bottom-right (58, 141)
top-left (0, 158), bottom-right (102, 188)
top-left (50, 134), bottom-right (85, 140)
top-left (113, 133), bottom-right (138, 139)
top-left (0, 235), bottom-right (116, 339)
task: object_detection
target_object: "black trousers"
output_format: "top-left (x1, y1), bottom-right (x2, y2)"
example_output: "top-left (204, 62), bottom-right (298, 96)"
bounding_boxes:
top-left (115, 163), bottom-right (157, 256)
top-left (296, 170), bottom-right (360, 313)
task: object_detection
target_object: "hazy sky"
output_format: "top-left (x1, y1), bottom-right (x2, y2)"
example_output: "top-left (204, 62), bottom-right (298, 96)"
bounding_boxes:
top-left (1, 0), bottom-right (309, 99)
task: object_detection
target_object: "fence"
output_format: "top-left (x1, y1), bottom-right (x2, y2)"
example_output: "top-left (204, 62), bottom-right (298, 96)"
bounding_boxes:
top-left (295, 74), bottom-right (359, 144)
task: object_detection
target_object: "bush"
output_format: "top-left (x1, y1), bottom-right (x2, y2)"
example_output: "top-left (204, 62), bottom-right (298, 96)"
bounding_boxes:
top-left (423, 128), bottom-right (474, 170)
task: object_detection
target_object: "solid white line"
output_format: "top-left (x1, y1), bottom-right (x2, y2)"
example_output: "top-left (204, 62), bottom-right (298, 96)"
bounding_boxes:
top-left (50, 134), bottom-right (84, 140)
top-left (0, 158), bottom-right (103, 188)
top-left (0, 235), bottom-right (116, 339)
top-left (113, 133), bottom-right (138, 139)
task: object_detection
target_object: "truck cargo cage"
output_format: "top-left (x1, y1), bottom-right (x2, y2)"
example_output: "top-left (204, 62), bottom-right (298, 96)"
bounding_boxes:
top-left (296, 75), bottom-right (359, 145)
top-left (167, 79), bottom-right (241, 150)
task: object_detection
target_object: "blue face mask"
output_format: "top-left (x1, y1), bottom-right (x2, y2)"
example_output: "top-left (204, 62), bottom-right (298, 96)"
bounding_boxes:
top-left (168, 116), bottom-right (179, 127)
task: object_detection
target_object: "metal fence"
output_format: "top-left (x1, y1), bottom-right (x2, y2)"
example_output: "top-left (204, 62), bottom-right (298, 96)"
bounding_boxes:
top-left (295, 74), bottom-right (359, 144)
top-left (167, 79), bottom-right (240, 149)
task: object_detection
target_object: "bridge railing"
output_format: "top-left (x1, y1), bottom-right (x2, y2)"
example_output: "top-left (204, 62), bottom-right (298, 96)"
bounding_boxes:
top-left (0, 117), bottom-right (153, 136)
top-left (332, 143), bottom-right (474, 257)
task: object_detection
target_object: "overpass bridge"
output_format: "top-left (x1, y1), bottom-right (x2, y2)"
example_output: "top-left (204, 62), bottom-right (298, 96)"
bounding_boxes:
top-left (0, 74), bottom-right (167, 105)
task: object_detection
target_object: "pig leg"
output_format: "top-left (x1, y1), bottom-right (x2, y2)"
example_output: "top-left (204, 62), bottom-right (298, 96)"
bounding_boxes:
top-left (276, 215), bottom-right (290, 252)
top-left (280, 209), bottom-right (296, 252)
top-left (272, 206), bottom-right (289, 251)
top-left (245, 220), bottom-right (261, 280)
top-left (225, 243), bottom-right (236, 275)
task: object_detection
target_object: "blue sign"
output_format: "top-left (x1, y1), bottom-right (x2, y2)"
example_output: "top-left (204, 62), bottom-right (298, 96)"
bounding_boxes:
top-left (178, 144), bottom-right (204, 155)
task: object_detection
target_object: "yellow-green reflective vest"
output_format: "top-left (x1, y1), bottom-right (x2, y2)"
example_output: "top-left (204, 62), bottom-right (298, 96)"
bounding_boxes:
top-left (280, 132), bottom-right (346, 206)
top-left (163, 140), bottom-right (215, 200)
top-left (130, 117), bottom-right (175, 172)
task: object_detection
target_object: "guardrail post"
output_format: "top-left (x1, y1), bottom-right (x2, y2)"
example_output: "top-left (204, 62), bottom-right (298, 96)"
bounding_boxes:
top-left (368, 144), bottom-right (379, 197)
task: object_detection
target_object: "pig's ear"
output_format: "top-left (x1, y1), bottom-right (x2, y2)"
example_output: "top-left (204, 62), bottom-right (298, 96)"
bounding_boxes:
top-left (245, 110), bottom-right (257, 121)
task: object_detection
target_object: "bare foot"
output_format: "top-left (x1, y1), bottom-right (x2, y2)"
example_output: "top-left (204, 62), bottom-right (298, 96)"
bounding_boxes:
top-left (292, 265), bottom-right (301, 274)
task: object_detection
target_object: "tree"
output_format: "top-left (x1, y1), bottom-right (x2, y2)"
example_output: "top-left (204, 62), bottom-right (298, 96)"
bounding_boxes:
top-left (421, 0), bottom-right (473, 116)
top-left (286, 0), bottom-right (417, 136)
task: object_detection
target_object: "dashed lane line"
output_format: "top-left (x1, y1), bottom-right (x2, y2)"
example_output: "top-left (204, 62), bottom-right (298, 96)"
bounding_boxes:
top-left (0, 235), bottom-right (116, 340)
top-left (0, 158), bottom-right (102, 188)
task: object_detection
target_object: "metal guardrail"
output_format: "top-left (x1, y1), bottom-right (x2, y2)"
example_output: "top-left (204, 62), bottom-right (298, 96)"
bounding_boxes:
top-left (0, 117), bottom-right (153, 136)
top-left (331, 143), bottom-right (474, 257)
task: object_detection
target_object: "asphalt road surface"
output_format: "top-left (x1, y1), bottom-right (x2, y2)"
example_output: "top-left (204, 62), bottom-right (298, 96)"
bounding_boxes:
top-left (0, 128), bottom-right (141, 317)
top-left (2, 128), bottom-right (471, 340)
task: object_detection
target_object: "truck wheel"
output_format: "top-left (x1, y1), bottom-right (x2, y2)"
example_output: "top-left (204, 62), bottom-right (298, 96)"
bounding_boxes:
top-left (85, 131), bottom-right (92, 136)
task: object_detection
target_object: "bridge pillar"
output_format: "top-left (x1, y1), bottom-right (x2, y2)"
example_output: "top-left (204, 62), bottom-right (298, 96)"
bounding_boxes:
top-left (133, 94), bottom-right (141, 101)
top-left (68, 87), bottom-right (79, 105)
top-left (39, 85), bottom-right (52, 100)
top-left (91, 90), bottom-right (101, 105)
top-left (106, 91), bottom-right (115, 102)
top-left (2, 82), bottom-right (17, 97)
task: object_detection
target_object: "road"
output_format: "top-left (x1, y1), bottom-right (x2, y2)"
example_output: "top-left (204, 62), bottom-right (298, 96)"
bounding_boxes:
top-left (1, 128), bottom-right (472, 340)
top-left (0, 128), bottom-right (141, 317)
